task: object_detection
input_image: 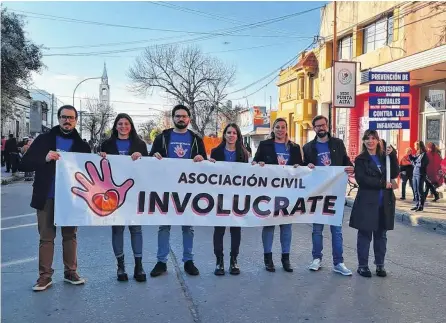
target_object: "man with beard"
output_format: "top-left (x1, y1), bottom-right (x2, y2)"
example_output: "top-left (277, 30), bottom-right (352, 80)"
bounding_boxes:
top-left (20, 105), bottom-right (91, 291)
top-left (302, 115), bottom-right (354, 276)
top-left (149, 104), bottom-right (207, 277)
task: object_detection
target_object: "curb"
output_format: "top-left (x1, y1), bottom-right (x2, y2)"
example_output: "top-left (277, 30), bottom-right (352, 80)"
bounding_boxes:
top-left (1, 175), bottom-right (25, 185)
top-left (345, 197), bottom-right (446, 233)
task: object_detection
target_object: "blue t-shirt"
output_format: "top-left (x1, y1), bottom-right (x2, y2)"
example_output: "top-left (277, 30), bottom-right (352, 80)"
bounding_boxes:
top-left (48, 136), bottom-right (74, 198)
top-left (224, 148), bottom-right (236, 162)
top-left (315, 142), bottom-right (331, 166)
top-left (116, 139), bottom-right (130, 155)
top-left (168, 131), bottom-right (192, 159)
top-left (370, 155), bottom-right (384, 206)
top-left (274, 143), bottom-right (290, 165)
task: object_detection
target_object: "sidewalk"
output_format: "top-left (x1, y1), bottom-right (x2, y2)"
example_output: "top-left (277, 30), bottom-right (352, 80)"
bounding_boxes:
top-left (1, 166), bottom-right (24, 185)
top-left (346, 183), bottom-right (446, 233)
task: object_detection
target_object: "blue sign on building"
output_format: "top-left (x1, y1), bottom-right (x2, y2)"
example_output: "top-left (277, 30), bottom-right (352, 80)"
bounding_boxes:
top-left (369, 121), bottom-right (410, 130)
top-left (369, 96), bottom-right (410, 106)
top-left (369, 84), bottom-right (410, 93)
top-left (369, 109), bottom-right (410, 118)
top-left (369, 72), bottom-right (410, 82)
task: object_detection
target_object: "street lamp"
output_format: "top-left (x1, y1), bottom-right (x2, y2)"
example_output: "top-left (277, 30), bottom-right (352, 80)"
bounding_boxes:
top-left (72, 77), bottom-right (101, 106)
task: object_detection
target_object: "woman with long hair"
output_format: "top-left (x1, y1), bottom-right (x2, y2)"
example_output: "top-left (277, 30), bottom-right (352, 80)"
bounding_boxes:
top-left (425, 142), bottom-right (442, 202)
top-left (350, 130), bottom-right (398, 278)
top-left (399, 147), bottom-right (414, 200)
top-left (409, 141), bottom-right (429, 211)
top-left (252, 118), bottom-right (303, 273)
top-left (209, 123), bottom-right (249, 276)
top-left (99, 113), bottom-right (149, 282)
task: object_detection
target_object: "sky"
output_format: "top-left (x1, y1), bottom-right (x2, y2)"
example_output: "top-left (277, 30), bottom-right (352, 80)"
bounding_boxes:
top-left (3, 1), bottom-right (325, 128)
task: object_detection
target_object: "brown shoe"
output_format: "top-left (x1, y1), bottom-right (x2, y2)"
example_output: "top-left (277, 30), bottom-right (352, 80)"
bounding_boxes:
top-left (64, 272), bottom-right (85, 285)
top-left (32, 277), bottom-right (52, 292)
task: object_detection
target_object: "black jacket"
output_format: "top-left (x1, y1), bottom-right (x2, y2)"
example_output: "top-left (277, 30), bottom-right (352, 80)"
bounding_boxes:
top-left (19, 126), bottom-right (91, 210)
top-left (349, 150), bottom-right (399, 231)
top-left (100, 136), bottom-right (149, 157)
top-left (409, 153), bottom-right (429, 177)
top-left (210, 144), bottom-right (249, 163)
top-left (149, 129), bottom-right (207, 160)
top-left (302, 135), bottom-right (353, 167)
top-left (253, 138), bottom-right (303, 166)
top-left (4, 138), bottom-right (18, 154)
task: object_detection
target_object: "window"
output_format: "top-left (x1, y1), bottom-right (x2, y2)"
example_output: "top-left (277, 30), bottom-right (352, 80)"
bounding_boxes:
top-left (42, 110), bottom-right (47, 122)
top-left (338, 35), bottom-right (353, 60)
top-left (363, 15), bottom-right (394, 53)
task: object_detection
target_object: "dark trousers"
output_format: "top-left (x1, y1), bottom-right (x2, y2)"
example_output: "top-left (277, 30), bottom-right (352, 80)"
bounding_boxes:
top-left (413, 175), bottom-right (426, 207)
top-left (5, 153), bottom-right (11, 172)
top-left (8, 153), bottom-right (18, 173)
top-left (37, 199), bottom-right (78, 278)
top-left (424, 178), bottom-right (439, 199)
top-left (400, 174), bottom-right (413, 198)
top-left (213, 226), bottom-right (241, 257)
top-left (357, 229), bottom-right (387, 268)
top-left (1, 151), bottom-right (5, 166)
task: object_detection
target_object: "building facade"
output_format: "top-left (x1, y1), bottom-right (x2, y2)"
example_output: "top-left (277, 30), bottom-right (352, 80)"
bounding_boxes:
top-left (29, 100), bottom-right (50, 137)
top-left (1, 87), bottom-right (32, 140)
top-left (318, 1), bottom-right (446, 158)
top-left (276, 51), bottom-right (319, 146)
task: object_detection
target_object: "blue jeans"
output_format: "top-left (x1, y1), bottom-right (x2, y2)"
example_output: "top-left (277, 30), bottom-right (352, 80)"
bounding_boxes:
top-left (312, 224), bottom-right (344, 265)
top-left (413, 175), bottom-right (426, 207)
top-left (112, 225), bottom-right (143, 258)
top-left (262, 224), bottom-right (292, 254)
top-left (157, 226), bottom-right (194, 263)
top-left (357, 229), bottom-right (387, 267)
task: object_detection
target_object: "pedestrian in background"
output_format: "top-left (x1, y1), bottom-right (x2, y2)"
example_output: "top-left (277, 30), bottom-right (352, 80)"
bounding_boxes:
top-left (149, 104), bottom-right (207, 277)
top-left (399, 147), bottom-right (414, 200)
top-left (20, 105), bottom-right (91, 291)
top-left (21, 138), bottom-right (34, 181)
top-left (425, 142), bottom-right (442, 202)
top-left (350, 130), bottom-right (398, 278)
top-left (303, 115), bottom-right (354, 276)
top-left (99, 113), bottom-right (149, 282)
top-left (1, 135), bottom-right (6, 167)
top-left (4, 134), bottom-right (18, 174)
top-left (252, 118), bottom-right (303, 273)
top-left (409, 141), bottom-right (429, 212)
top-left (209, 123), bottom-right (249, 276)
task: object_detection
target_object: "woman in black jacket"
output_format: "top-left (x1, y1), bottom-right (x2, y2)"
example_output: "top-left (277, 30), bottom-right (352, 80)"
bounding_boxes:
top-left (252, 118), bottom-right (303, 273)
top-left (409, 141), bottom-right (429, 211)
top-left (349, 130), bottom-right (399, 278)
top-left (99, 113), bottom-right (149, 282)
top-left (209, 123), bottom-right (249, 276)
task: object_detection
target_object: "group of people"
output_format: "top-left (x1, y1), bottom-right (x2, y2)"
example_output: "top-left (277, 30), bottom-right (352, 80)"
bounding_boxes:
top-left (20, 103), bottom-right (400, 292)
top-left (399, 141), bottom-right (444, 211)
top-left (1, 134), bottom-right (34, 179)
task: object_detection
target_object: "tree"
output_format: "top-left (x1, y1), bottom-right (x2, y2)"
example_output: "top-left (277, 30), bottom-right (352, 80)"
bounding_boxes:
top-left (82, 97), bottom-right (115, 141)
top-left (128, 45), bottom-right (236, 137)
top-left (1, 9), bottom-right (44, 122)
top-left (138, 120), bottom-right (157, 142)
top-left (150, 128), bottom-right (161, 142)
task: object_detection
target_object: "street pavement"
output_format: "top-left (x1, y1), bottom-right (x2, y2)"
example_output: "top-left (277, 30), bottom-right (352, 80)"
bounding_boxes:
top-left (1, 181), bottom-right (446, 323)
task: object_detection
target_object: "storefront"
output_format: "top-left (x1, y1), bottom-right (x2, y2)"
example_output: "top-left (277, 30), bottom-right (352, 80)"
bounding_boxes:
top-left (238, 106), bottom-right (271, 158)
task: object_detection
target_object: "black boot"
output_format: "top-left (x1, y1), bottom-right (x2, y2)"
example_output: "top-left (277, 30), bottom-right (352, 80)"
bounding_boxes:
top-left (264, 253), bottom-right (275, 272)
top-left (376, 265), bottom-right (387, 277)
top-left (281, 253), bottom-right (293, 272)
top-left (229, 254), bottom-right (240, 275)
top-left (116, 255), bottom-right (128, 281)
top-left (133, 257), bottom-right (146, 282)
top-left (214, 256), bottom-right (225, 276)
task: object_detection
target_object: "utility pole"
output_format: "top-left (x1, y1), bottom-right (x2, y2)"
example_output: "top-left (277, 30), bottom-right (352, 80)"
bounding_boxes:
top-left (50, 93), bottom-right (54, 127)
top-left (270, 96), bottom-right (272, 111)
top-left (79, 100), bottom-right (83, 138)
top-left (331, 0), bottom-right (338, 135)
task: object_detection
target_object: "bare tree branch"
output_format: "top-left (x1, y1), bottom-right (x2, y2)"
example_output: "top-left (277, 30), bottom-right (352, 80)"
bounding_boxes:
top-left (82, 97), bottom-right (115, 141)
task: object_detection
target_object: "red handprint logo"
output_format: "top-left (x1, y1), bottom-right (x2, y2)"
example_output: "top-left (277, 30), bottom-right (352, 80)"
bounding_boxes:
top-left (321, 153), bottom-right (331, 166)
top-left (174, 144), bottom-right (188, 158)
top-left (277, 154), bottom-right (288, 166)
top-left (71, 158), bottom-right (134, 217)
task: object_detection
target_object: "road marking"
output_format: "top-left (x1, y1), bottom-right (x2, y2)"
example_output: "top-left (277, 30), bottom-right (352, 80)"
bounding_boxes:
top-left (1, 257), bottom-right (37, 268)
top-left (1, 213), bottom-right (35, 221)
top-left (1, 223), bottom-right (37, 231)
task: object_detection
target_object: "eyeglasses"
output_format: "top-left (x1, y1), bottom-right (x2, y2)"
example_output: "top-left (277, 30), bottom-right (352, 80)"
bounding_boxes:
top-left (314, 123), bottom-right (327, 129)
top-left (174, 115), bottom-right (189, 119)
top-left (60, 115), bottom-right (76, 121)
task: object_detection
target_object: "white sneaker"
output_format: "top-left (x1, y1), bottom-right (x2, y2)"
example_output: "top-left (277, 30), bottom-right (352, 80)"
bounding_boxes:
top-left (308, 258), bottom-right (321, 271)
top-left (333, 263), bottom-right (352, 276)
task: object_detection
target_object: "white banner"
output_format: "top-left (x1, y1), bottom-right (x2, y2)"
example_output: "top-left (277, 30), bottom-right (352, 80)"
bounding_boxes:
top-left (55, 152), bottom-right (348, 227)
top-left (334, 61), bottom-right (357, 108)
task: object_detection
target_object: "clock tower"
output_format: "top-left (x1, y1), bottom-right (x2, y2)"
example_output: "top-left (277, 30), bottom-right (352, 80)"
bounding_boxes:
top-left (99, 63), bottom-right (110, 107)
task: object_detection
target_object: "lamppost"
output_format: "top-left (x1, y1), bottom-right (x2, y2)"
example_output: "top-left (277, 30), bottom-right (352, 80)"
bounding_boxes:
top-left (72, 77), bottom-right (101, 138)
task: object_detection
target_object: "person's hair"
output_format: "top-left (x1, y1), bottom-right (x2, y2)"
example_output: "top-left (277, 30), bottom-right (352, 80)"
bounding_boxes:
top-left (112, 113), bottom-right (139, 140)
top-left (1, 136), bottom-right (4, 139)
top-left (57, 105), bottom-right (78, 119)
top-left (415, 140), bottom-right (426, 154)
top-left (216, 123), bottom-right (248, 161)
top-left (8, 134), bottom-right (13, 138)
top-left (312, 115), bottom-right (329, 127)
top-left (405, 147), bottom-right (412, 155)
top-left (426, 142), bottom-right (438, 153)
top-left (361, 129), bottom-right (382, 155)
top-left (171, 104), bottom-right (191, 118)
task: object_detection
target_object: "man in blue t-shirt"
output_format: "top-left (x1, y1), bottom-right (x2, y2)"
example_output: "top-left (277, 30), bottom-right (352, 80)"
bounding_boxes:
top-left (149, 105), bottom-right (207, 278)
top-left (20, 105), bottom-right (91, 292)
top-left (302, 115), bottom-right (354, 277)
